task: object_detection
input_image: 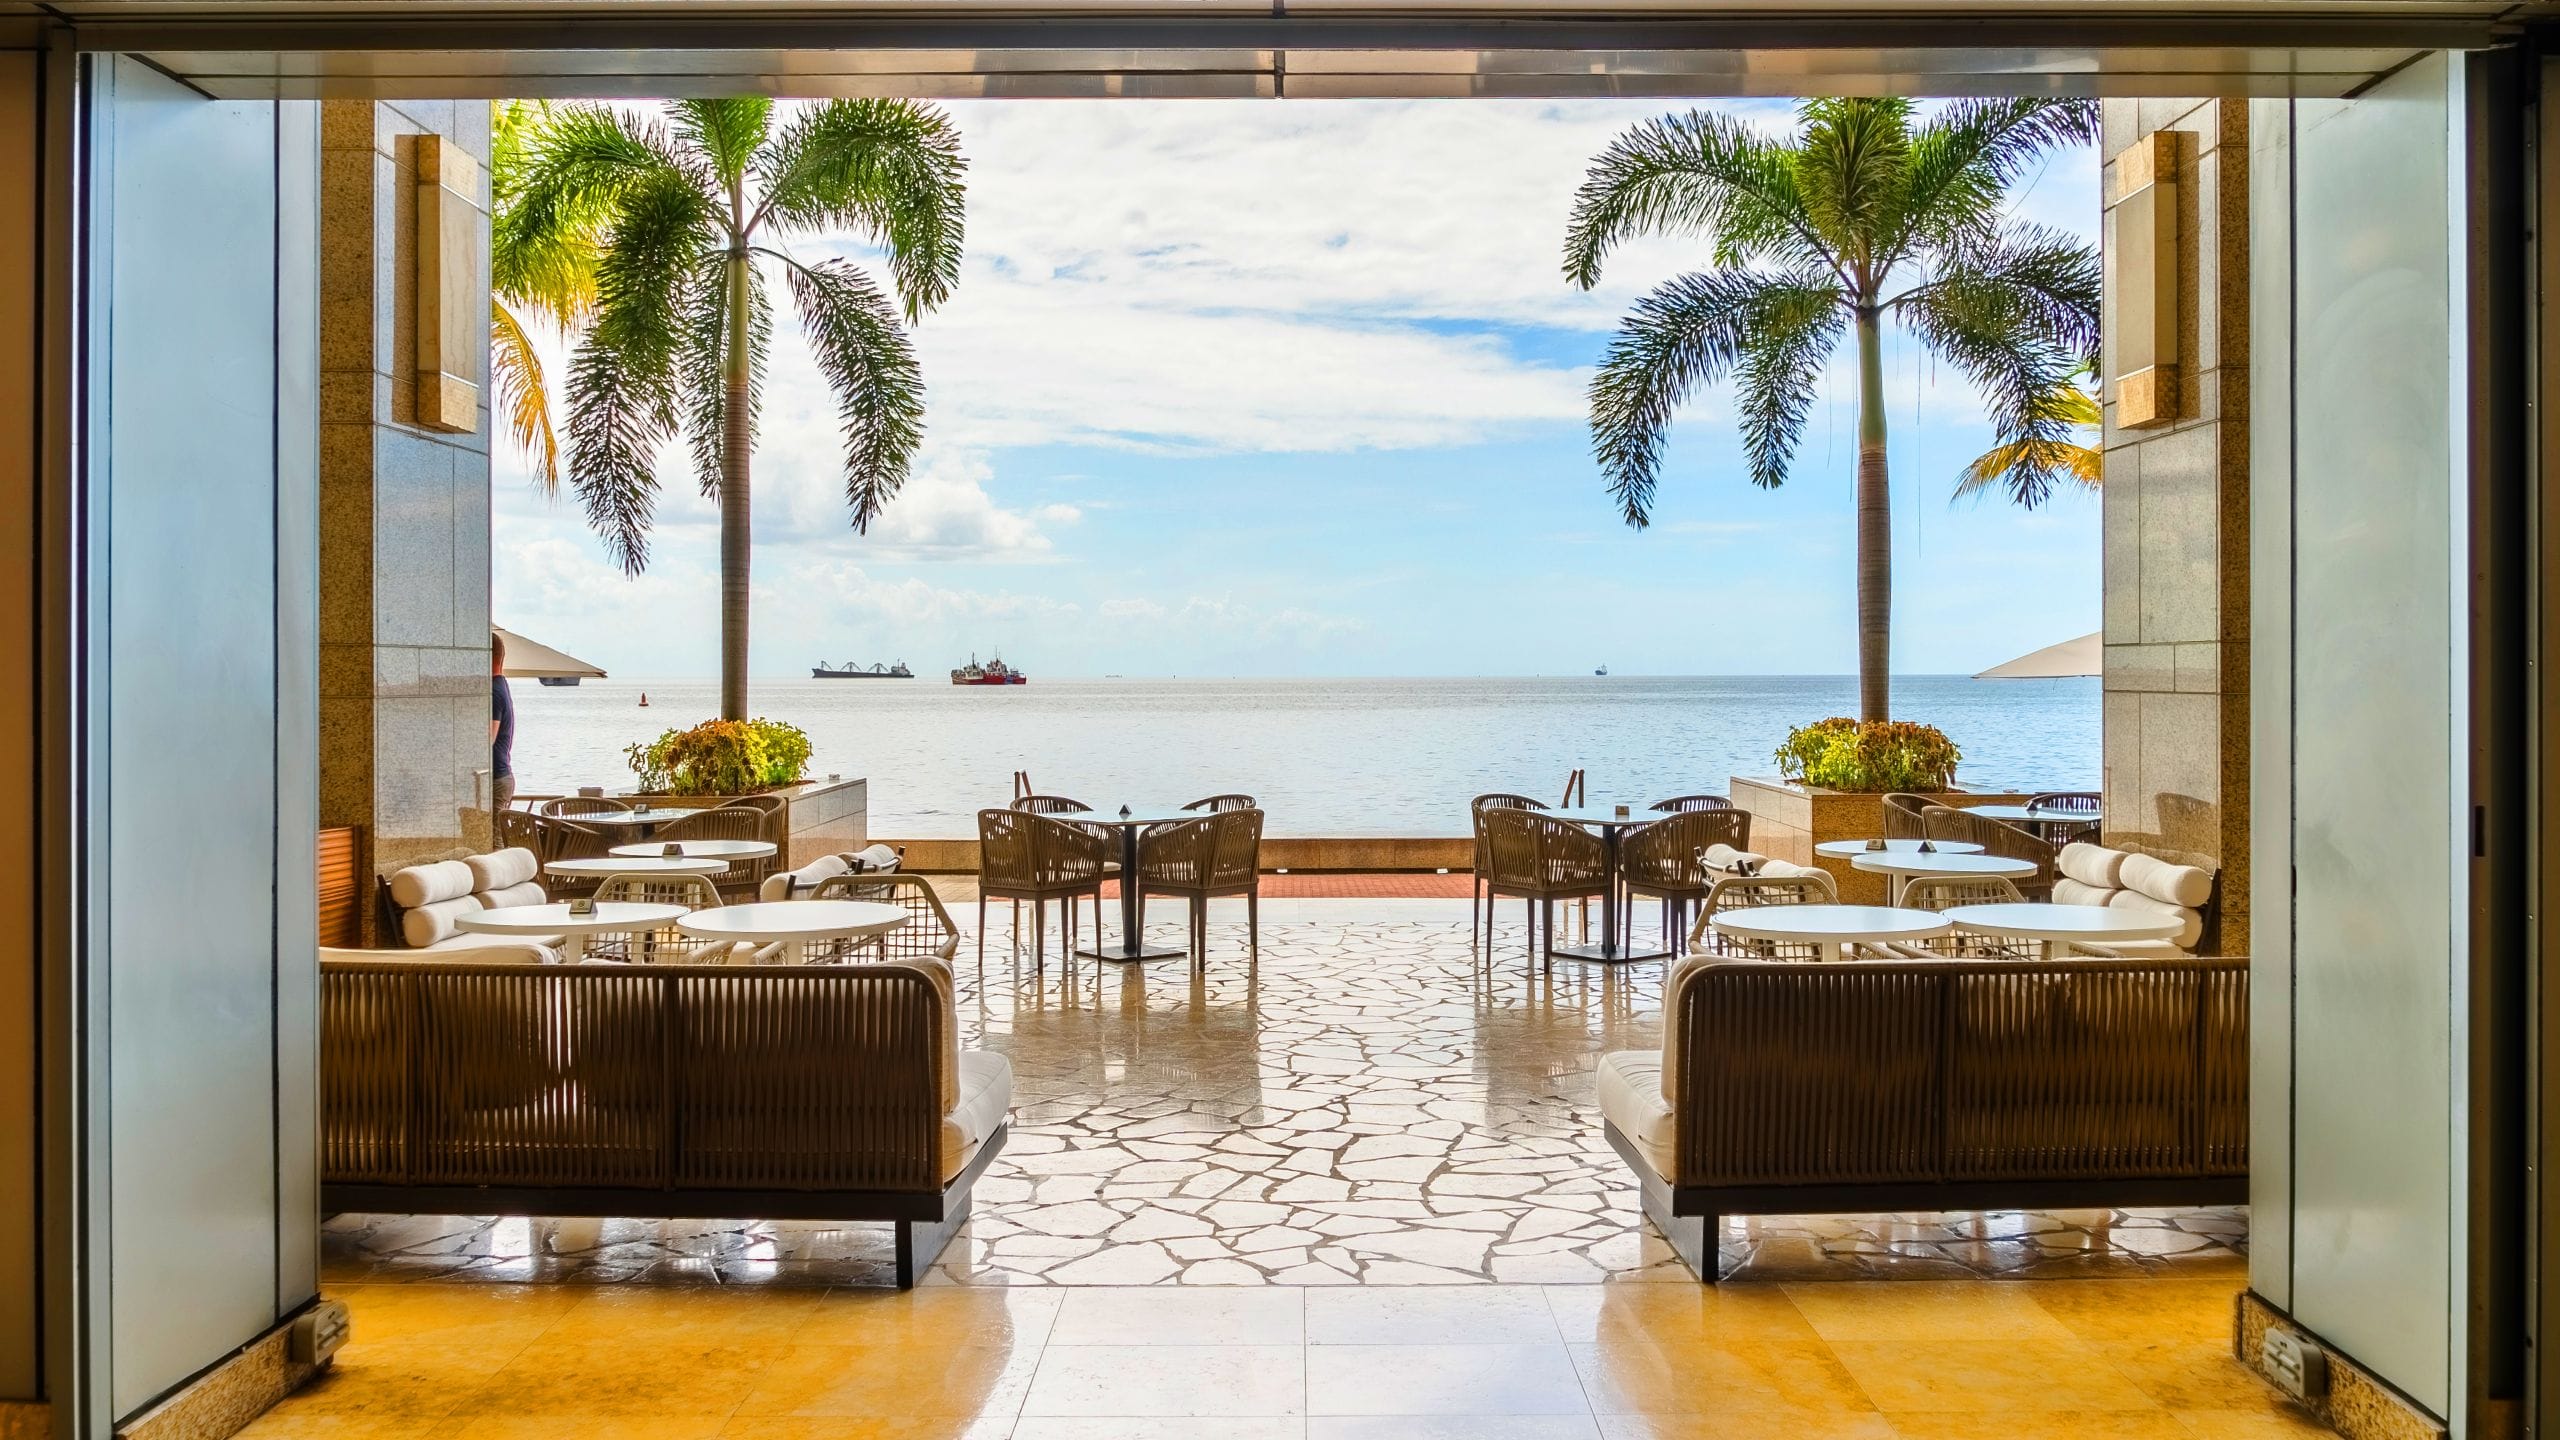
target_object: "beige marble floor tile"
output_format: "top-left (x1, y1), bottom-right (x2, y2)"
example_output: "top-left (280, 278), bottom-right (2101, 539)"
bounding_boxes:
top-left (1012, 1421), bottom-right (1306, 1440)
top-left (1305, 1343), bottom-right (1590, 1416)
top-left (1021, 1344), bottom-right (1307, 1417)
top-left (1541, 1283), bottom-right (1815, 1344)
top-left (1306, 1286), bottom-right (1562, 1344)
top-left (1312, 1418), bottom-right (1603, 1439)
top-left (1569, 1338), bottom-right (1876, 1416)
top-left (1048, 1286), bottom-right (1306, 1344)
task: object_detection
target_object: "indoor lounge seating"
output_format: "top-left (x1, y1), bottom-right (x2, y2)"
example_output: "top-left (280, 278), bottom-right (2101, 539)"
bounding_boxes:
top-left (2052, 840), bottom-right (2220, 954)
top-left (379, 847), bottom-right (555, 952)
top-left (317, 952), bottom-right (1010, 1287)
top-left (1596, 952), bottom-right (2249, 1280)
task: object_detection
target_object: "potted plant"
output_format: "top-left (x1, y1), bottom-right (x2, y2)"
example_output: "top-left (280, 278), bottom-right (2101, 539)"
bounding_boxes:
top-left (1733, 718), bottom-right (2031, 902)
top-left (624, 717), bottom-right (815, 796)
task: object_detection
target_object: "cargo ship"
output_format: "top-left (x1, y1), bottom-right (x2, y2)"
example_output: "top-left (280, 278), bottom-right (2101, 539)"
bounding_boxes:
top-left (812, 660), bottom-right (913, 679)
top-left (951, 654), bottom-right (1028, 686)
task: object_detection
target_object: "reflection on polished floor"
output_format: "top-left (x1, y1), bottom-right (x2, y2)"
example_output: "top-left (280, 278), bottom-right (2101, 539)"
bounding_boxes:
top-left (288, 900), bottom-right (2312, 1436)
top-left (324, 900), bottom-right (2248, 1289)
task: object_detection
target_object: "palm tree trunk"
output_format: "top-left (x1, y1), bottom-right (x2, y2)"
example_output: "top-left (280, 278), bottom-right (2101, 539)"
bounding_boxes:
top-left (719, 244), bottom-right (753, 721)
top-left (1853, 306), bottom-right (1891, 724)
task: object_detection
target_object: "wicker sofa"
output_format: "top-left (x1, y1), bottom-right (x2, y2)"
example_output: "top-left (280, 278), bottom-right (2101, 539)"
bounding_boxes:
top-left (1597, 953), bottom-right (2248, 1280)
top-left (319, 952), bottom-right (1009, 1286)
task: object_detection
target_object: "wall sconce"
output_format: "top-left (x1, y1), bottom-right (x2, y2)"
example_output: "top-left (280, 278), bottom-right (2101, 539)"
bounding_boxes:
top-left (2114, 132), bottom-right (2180, 429)
top-left (412, 135), bottom-right (484, 435)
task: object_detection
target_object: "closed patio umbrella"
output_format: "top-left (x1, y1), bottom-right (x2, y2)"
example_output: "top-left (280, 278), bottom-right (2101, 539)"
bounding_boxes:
top-left (494, 626), bottom-right (606, 681)
top-left (1973, 631), bottom-right (2098, 680)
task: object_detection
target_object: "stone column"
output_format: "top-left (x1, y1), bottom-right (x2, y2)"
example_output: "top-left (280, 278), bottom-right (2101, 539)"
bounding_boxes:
top-left (2099, 98), bottom-right (2251, 948)
top-left (318, 99), bottom-right (495, 907)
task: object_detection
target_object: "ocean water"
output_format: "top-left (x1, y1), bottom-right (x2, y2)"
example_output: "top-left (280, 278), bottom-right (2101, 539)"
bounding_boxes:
top-left (508, 674), bottom-right (2099, 838)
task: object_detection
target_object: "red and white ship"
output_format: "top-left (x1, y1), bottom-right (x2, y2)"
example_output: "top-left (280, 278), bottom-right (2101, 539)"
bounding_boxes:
top-left (950, 653), bottom-right (1028, 686)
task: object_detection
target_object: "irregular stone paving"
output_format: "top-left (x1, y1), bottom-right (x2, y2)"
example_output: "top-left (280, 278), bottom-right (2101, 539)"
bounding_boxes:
top-left (323, 910), bottom-right (2249, 1288)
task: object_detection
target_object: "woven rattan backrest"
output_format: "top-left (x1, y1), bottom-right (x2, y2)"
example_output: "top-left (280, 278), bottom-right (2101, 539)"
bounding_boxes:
top-left (810, 872), bottom-right (962, 961)
top-left (1897, 875), bottom-right (2026, 912)
top-left (1184, 793), bottom-right (1257, 814)
top-left (661, 806), bottom-right (764, 843)
top-left (319, 958), bottom-right (951, 1193)
top-left (596, 873), bottom-right (723, 909)
top-left (2028, 791), bottom-right (2102, 814)
top-left (543, 795), bottom-right (630, 818)
top-left (1521, 811), bottom-right (1606, 887)
top-left (1922, 806), bottom-right (2057, 892)
top-left (1210, 808), bottom-right (1263, 887)
top-left (1880, 793), bottom-right (1932, 841)
top-left (495, 808), bottom-right (543, 854)
top-left (1649, 794), bottom-right (1735, 813)
top-left (1139, 815), bottom-right (1213, 887)
top-left (1621, 809), bottom-right (1752, 887)
top-left (1668, 955), bottom-right (2248, 1189)
top-left (1012, 794), bottom-right (1089, 815)
top-left (1689, 871), bottom-right (1839, 959)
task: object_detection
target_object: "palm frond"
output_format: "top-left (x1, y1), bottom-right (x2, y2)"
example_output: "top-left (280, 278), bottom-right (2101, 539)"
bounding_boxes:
top-left (1561, 109), bottom-right (1826, 290)
top-left (672, 99), bottom-right (774, 193)
top-left (491, 298), bottom-right (560, 495)
top-left (1588, 268), bottom-right (1844, 526)
top-left (1731, 274), bottom-right (1850, 489)
top-left (1900, 226), bottom-right (2102, 509)
top-left (1953, 437), bottom-right (2101, 500)
top-left (755, 100), bottom-right (969, 319)
top-left (679, 252), bottom-right (774, 500)
top-left (1793, 97), bottom-right (1913, 269)
top-left (562, 168), bottom-right (719, 572)
top-left (778, 254), bottom-right (927, 531)
top-left (1891, 98), bottom-right (2099, 267)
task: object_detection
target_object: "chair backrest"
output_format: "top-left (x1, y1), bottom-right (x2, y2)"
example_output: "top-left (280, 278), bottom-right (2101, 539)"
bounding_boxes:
top-left (2028, 791), bottom-right (2102, 814)
top-left (977, 808), bottom-right (1108, 889)
top-left (1663, 955), bottom-right (2248, 1189)
top-left (319, 958), bottom-right (952, 1193)
top-left (809, 872), bottom-right (962, 962)
top-left (1471, 792), bottom-right (1547, 813)
top-left (1880, 792), bottom-right (1933, 841)
top-left (596, 872), bottom-right (723, 909)
top-left (1922, 805), bottom-right (2057, 896)
top-left (494, 808), bottom-right (543, 855)
top-left (1012, 794), bottom-right (1089, 815)
top-left (1897, 874), bottom-right (2025, 912)
top-left (1620, 808), bottom-right (1752, 887)
top-left (1649, 794), bottom-right (1734, 814)
top-left (1483, 810), bottom-right (1607, 892)
top-left (1136, 812), bottom-right (1260, 890)
top-left (660, 805), bottom-right (764, 843)
top-left (1689, 871), bottom-right (1840, 960)
top-left (1184, 793), bottom-right (1257, 814)
top-left (542, 795), bottom-right (630, 818)
top-left (1210, 808), bottom-right (1263, 887)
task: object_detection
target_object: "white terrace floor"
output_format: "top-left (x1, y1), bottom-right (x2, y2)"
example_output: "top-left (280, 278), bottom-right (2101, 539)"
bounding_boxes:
top-left (323, 898), bottom-right (2248, 1290)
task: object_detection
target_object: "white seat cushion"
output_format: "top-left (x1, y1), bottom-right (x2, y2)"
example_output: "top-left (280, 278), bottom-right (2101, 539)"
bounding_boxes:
top-left (1596, 1050), bottom-right (1675, 1182)
top-left (423, 934), bottom-right (564, 961)
top-left (332, 940), bottom-right (558, 964)
top-left (942, 1049), bottom-right (1015, 1181)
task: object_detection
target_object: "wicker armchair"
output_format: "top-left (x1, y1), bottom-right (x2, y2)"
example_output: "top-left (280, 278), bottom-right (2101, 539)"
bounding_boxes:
top-left (1619, 810), bottom-right (1753, 955)
top-left (1470, 793), bottom-right (1549, 949)
top-left (810, 872), bottom-right (963, 963)
top-left (593, 872), bottom-right (730, 962)
top-left (976, 808), bottom-right (1111, 970)
top-left (659, 804), bottom-right (777, 898)
top-left (1687, 870), bottom-right (1840, 961)
top-left (1135, 808), bottom-right (1263, 966)
top-left (1011, 794), bottom-right (1089, 815)
top-left (1922, 805), bottom-right (2057, 899)
top-left (542, 796), bottom-right (630, 818)
top-left (529, 813), bottom-right (614, 899)
top-left (495, 808), bottom-right (543, 856)
top-left (1480, 808), bottom-right (1609, 970)
top-left (1648, 794), bottom-right (1735, 814)
top-left (1880, 792), bottom-right (1933, 841)
top-left (1895, 874), bottom-right (2030, 957)
top-left (1182, 793), bottom-right (1257, 814)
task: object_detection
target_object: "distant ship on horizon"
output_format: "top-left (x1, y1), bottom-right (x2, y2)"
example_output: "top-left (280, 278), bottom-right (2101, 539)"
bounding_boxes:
top-left (952, 653), bottom-right (1029, 686)
top-left (813, 660), bottom-right (913, 679)
top-left (1594, 664), bottom-right (1609, 676)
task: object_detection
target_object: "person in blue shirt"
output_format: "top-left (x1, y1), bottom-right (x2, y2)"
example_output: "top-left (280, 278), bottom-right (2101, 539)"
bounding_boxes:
top-left (491, 631), bottom-right (516, 812)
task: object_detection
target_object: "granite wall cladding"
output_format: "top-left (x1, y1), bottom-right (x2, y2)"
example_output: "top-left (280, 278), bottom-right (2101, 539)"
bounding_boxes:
top-left (317, 100), bottom-right (495, 915)
top-left (2099, 98), bottom-right (2252, 950)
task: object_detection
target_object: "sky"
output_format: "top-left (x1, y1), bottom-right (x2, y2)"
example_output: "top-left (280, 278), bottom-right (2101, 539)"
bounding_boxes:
top-left (491, 97), bottom-right (2103, 681)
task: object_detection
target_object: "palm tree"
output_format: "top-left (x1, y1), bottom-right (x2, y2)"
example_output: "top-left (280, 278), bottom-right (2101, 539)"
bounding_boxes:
top-left (1955, 363), bottom-right (2102, 501)
top-left (1564, 98), bottom-right (2100, 722)
top-left (490, 100), bottom-right (609, 495)
top-left (510, 98), bottom-right (967, 719)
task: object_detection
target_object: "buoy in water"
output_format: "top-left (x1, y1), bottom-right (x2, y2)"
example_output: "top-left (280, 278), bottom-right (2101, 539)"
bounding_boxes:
top-left (638, 692), bottom-right (650, 707)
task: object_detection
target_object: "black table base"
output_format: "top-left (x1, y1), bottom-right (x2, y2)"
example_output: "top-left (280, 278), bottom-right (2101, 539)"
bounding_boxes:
top-left (1076, 822), bottom-right (1188, 962)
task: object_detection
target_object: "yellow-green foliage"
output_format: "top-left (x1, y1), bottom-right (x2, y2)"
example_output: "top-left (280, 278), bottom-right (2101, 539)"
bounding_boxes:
top-left (1773, 717), bottom-right (1961, 793)
top-left (626, 717), bottom-right (814, 796)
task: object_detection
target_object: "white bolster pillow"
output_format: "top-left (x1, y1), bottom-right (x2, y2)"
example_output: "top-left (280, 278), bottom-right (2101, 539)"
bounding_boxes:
top-left (401, 894), bottom-right (485, 949)
top-left (850, 843), bottom-right (901, 872)
top-left (1757, 859), bottom-right (1821, 879)
top-left (2121, 852), bottom-right (2213, 908)
top-left (478, 880), bottom-right (547, 909)
top-left (1700, 844), bottom-right (1768, 874)
top-left (762, 852), bottom-right (852, 901)
top-left (2056, 843), bottom-right (2126, 889)
top-left (467, 847), bottom-right (540, 891)
top-left (2106, 889), bottom-right (2203, 948)
top-left (389, 859), bottom-right (476, 909)
top-left (2052, 877), bottom-right (2116, 908)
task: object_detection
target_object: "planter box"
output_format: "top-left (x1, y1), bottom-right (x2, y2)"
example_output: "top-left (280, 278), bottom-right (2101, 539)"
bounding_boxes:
top-left (1729, 776), bottom-right (2036, 905)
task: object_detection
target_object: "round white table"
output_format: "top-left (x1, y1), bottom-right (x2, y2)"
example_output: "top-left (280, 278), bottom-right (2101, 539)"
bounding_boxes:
top-left (545, 856), bottom-right (731, 880)
top-left (677, 900), bottom-right (908, 965)
top-left (457, 901), bottom-right (689, 963)
top-left (1849, 850), bottom-right (2039, 904)
top-left (1942, 902), bottom-right (2182, 958)
top-left (610, 838), bottom-right (777, 861)
top-left (1709, 904), bottom-right (1951, 964)
top-left (1965, 804), bottom-right (2102, 841)
top-left (1814, 838), bottom-right (1986, 858)
top-left (554, 807), bottom-right (680, 838)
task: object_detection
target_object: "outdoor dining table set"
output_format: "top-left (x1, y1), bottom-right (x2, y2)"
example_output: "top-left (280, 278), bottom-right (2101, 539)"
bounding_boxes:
top-left (454, 837), bottom-right (908, 963)
top-left (1713, 835), bottom-right (2177, 962)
